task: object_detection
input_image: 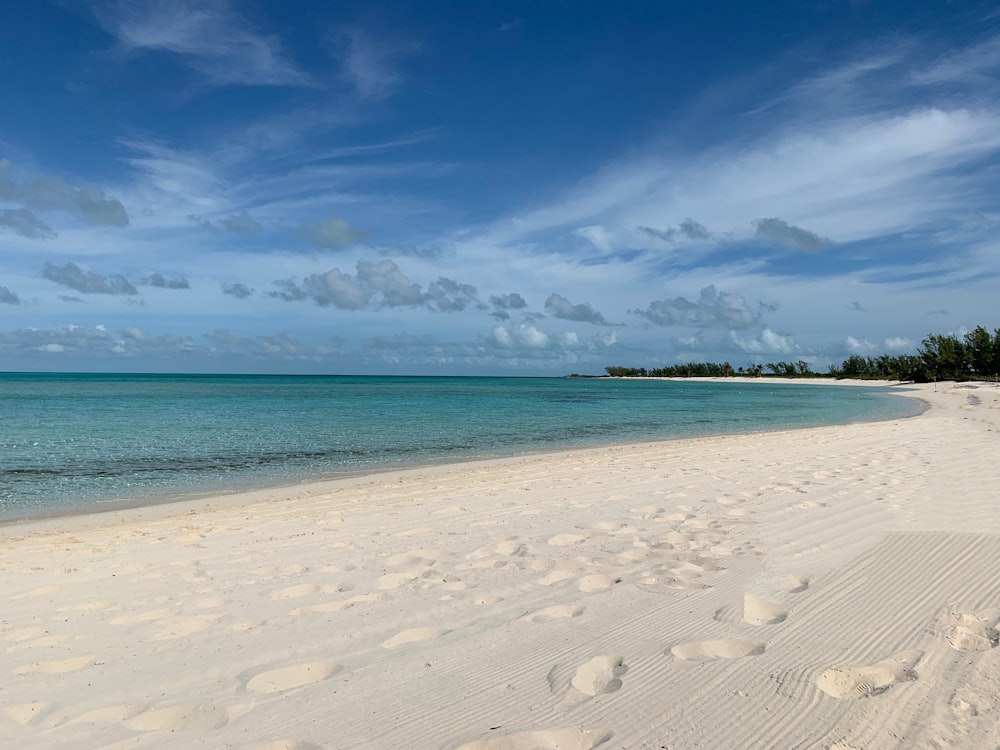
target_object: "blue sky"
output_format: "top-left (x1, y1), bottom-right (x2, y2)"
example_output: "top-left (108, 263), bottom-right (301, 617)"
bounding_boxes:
top-left (1, 1), bottom-right (998, 374)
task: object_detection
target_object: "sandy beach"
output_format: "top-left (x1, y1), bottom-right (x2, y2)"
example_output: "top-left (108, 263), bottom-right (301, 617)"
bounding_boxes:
top-left (2, 380), bottom-right (999, 749)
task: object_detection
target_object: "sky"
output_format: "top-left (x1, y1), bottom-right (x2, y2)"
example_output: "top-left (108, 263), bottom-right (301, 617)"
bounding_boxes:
top-left (1, 1), bottom-right (999, 375)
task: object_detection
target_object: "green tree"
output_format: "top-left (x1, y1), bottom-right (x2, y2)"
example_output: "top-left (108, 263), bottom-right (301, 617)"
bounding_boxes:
top-left (964, 326), bottom-right (994, 375)
top-left (920, 333), bottom-right (967, 380)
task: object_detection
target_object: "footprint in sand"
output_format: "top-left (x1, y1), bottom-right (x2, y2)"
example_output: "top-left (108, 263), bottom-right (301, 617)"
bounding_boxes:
top-left (577, 575), bottom-right (621, 593)
top-left (67, 704), bottom-right (144, 724)
top-left (743, 594), bottom-right (787, 625)
top-left (108, 607), bottom-right (172, 625)
top-left (152, 614), bottom-right (222, 641)
top-left (292, 592), bottom-right (389, 615)
top-left (377, 571), bottom-right (422, 590)
top-left (670, 639), bottom-right (764, 661)
top-left (548, 533), bottom-right (591, 547)
top-left (786, 574), bottom-right (812, 593)
top-left (455, 727), bottom-right (611, 750)
top-left (943, 609), bottom-right (1000, 652)
top-left (523, 603), bottom-right (585, 623)
top-left (816, 650), bottom-right (921, 699)
top-left (15, 655), bottom-right (94, 675)
top-left (245, 661), bottom-right (342, 694)
top-left (559, 655), bottom-right (628, 708)
top-left (268, 584), bottom-right (320, 600)
top-left (382, 627), bottom-right (451, 649)
top-left (3, 702), bottom-right (49, 726)
top-left (126, 703), bottom-right (232, 733)
top-left (494, 539), bottom-right (528, 556)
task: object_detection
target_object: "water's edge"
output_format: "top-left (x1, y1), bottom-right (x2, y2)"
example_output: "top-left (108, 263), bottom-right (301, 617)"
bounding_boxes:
top-left (0, 379), bottom-right (927, 526)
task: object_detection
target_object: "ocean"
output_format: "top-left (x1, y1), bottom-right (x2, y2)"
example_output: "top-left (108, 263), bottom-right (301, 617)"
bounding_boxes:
top-left (0, 373), bottom-right (919, 521)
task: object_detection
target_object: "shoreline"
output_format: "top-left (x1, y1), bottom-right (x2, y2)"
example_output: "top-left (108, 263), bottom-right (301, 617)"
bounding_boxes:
top-left (0, 377), bottom-right (924, 529)
top-left (3, 380), bottom-right (998, 748)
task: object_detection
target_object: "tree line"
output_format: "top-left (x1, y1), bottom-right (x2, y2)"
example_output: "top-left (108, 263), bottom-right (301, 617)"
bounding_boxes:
top-left (604, 325), bottom-right (1000, 382)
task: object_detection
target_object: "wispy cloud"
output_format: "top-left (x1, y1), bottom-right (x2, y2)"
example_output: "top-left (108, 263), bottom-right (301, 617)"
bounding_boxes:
top-left (98, 0), bottom-right (313, 87)
top-left (332, 26), bottom-right (420, 100)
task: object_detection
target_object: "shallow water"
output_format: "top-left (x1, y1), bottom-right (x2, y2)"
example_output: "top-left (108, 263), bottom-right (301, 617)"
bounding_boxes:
top-left (0, 374), bottom-right (918, 520)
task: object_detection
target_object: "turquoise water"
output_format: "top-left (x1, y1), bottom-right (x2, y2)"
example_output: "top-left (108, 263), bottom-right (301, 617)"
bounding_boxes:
top-left (0, 374), bottom-right (920, 521)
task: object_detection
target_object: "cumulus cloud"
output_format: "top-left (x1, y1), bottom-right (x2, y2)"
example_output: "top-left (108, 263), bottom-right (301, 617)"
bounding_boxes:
top-left (221, 282), bottom-right (253, 299)
top-left (0, 286), bottom-right (20, 304)
top-left (846, 336), bottom-right (879, 353)
top-left (99, 0), bottom-right (312, 87)
top-left (42, 262), bottom-right (138, 295)
top-left (482, 324), bottom-right (618, 365)
top-left (637, 218), bottom-right (712, 242)
top-left (302, 218), bottom-right (367, 249)
top-left (753, 218), bottom-right (833, 251)
top-left (884, 336), bottom-right (914, 351)
top-left (270, 260), bottom-right (483, 313)
top-left (731, 328), bottom-right (798, 355)
top-left (145, 272), bottom-right (190, 289)
top-left (356, 259), bottom-right (423, 306)
top-left (490, 324), bottom-right (549, 349)
top-left (0, 208), bottom-right (57, 239)
top-left (633, 285), bottom-right (761, 329)
top-left (426, 277), bottom-right (483, 312)
top-left (489, 292), bottom-right (527, 320)
top-left (544, 293), bottom-right (612, 325)
top-left (271, 268), bottom-right (363, 308)
top-left (0, 160), bottom-right (128, 227)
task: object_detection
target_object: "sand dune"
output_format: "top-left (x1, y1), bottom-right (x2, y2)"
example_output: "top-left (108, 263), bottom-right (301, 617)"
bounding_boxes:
top-left (2, 381), bottom-right (999, 748)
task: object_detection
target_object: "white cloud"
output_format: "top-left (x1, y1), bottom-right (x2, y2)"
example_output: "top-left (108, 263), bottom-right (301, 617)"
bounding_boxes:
top-left (731, 328), bottom-right (798, 355)
top-left (332, 26), bottom-right (419, 100)
top-left (100, 0), bottom-right (312, 87)
top-left (884, 336), bottom-right (915, 351)
top-left (846, 336), bottom-right (879, 353)
top-left (634, 286), bottom-right (761, 329)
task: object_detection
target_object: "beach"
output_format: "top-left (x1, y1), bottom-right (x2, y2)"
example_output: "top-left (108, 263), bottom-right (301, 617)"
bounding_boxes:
top-left (2, 380), bottom-right (999, 749)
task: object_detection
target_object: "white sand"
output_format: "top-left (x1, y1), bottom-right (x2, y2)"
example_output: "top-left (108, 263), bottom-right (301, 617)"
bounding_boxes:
top-left (2, 380), bottom-right (1000, 749)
